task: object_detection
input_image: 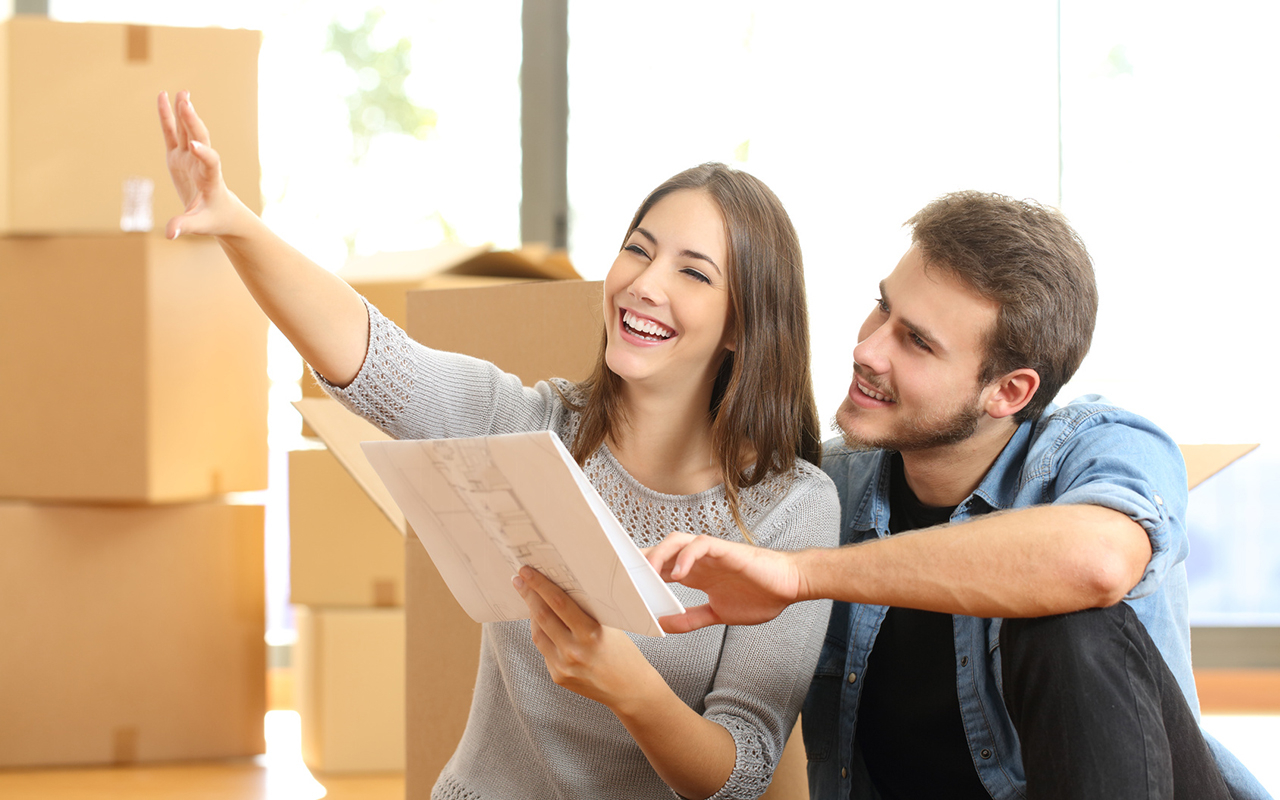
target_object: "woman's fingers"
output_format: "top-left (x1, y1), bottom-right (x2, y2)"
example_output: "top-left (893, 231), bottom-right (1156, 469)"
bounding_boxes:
top-left (516, 572), bottom-right (570, 641)
top-left (157, 91), bottom-right (180, 153)
top-left (170, 90), bottom-right (191, 151)
top-left (512, 568), bottom-right (596, 642)
top-left (186, 139), bottom-right (222, 183)
top-left (178, 92), bottom-right (212, 148)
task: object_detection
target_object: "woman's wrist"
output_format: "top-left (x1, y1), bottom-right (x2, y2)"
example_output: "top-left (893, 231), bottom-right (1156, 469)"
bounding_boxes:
top-left (604, 661), bottom-right (670, 724)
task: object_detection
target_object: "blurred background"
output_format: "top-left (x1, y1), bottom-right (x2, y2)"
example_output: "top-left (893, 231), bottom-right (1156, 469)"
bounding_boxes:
top-left (2, 0), bottom-right (1276, 797)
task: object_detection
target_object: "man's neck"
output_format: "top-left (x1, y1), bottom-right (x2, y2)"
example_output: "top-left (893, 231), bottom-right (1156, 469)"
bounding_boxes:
top-left (899, 420), bottom-right (1020, 508)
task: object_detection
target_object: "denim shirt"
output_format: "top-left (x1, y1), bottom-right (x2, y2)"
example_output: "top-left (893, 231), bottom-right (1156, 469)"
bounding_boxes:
top-left (803, 395), bottom-right (1271, 800)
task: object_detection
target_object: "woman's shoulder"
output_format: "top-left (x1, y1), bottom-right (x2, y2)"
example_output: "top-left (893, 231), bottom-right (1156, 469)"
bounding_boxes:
top-left (741, 458), bottom-right (840, 549)
top-left (752, 457), bottom-right (838, 503)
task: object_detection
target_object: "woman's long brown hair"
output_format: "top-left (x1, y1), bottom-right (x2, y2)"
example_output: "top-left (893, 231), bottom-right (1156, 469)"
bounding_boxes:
top-left (564, 163), bottom-right (821, 540)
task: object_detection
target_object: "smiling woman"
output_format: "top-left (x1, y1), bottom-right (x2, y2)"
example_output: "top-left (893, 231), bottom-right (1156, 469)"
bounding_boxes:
top-left (157, 84), bottom-right (837, 799)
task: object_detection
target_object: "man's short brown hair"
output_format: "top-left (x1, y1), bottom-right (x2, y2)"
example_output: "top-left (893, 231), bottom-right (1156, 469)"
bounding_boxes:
top-left (908, 191), bottom-right (1097, 423)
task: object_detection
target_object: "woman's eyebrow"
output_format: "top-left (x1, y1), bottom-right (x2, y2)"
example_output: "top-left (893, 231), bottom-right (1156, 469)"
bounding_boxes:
top-left (633, 227), bottom-right (723, 276)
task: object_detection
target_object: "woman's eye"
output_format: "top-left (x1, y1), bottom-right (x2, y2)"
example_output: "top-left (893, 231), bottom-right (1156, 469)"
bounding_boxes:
top-left (624, 243), bottom-right (649, 258)
top-left (682, 268), bottom-right (711, 284)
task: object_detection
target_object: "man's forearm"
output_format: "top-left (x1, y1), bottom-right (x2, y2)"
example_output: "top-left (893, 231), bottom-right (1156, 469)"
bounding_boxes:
top-left (796, 504), bottom-right (1152, 618)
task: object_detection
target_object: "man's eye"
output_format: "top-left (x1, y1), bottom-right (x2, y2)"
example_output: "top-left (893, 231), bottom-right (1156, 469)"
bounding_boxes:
top-left (875, 297), bottom-right (889, 313)
top-left (910, 332), bottom-right (931, 351)
top-left (682, 268), bottom-right (711, 284)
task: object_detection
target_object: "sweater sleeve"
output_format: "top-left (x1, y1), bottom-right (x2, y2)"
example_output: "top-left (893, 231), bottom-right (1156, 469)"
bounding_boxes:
top-left (312, 297), bottom-right (563, 440)
top-left (704, 467), bottom-right (840, 799)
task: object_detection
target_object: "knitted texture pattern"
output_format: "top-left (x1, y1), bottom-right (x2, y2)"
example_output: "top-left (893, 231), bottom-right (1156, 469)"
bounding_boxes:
top-left (317, 301), bottom-right (839, 800)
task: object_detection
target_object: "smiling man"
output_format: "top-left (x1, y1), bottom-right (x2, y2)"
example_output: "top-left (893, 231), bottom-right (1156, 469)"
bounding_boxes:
top-left (647, 192), bottom-right (1270, 800)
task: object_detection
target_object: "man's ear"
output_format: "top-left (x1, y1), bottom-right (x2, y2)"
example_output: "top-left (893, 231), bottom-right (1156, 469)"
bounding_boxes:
top-left (983, 368), bottom-right (1040, 420)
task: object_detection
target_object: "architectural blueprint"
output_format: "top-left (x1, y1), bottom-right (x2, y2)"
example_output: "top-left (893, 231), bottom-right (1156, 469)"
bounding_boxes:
top-left (361, 432), bottom-right (684, 637)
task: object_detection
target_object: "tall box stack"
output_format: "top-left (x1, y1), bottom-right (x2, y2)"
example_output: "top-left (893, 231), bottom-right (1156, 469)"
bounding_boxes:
top-left (0, 19), bottom-right (268, 767)
top-left (288, 244), bottom-right (589, 775)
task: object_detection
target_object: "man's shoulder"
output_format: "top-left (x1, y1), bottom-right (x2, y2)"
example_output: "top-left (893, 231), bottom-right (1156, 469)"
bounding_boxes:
top-left (1023, 394), bottom-right (1186, 498)
top-left (1032, 394), bottom-right (1173, 450)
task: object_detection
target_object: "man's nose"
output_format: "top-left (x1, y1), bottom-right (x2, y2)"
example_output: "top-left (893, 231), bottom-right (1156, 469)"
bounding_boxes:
top-left (852, 324), bottom-right (890, 374)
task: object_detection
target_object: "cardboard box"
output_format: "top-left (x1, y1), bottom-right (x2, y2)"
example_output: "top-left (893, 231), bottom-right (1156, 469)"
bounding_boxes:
top-left (0, 501), bottom-right (266, 767)
top-left (1179, 443), bottom-right (1258, 490)
top-left (0, 18), bottom-right (260, 235)
top-left (0, 234), bottom-right (269, 502)
top-left (405, 536), bottom-right (481, 796)
top-left (295, 606), bottom-right (406, 773)
top-left (300, 243), bottom-right (587, 403)
top-left (405, 279), bottom-right (603, 388)
top-left (290, 446), bottom-right (405, 608)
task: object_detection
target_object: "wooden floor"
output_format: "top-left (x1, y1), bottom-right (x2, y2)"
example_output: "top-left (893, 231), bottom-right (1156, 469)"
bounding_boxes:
top-left (0, 761), bottom-right (403, 800)
top-left (2, 669), bottom-right (1276, 799)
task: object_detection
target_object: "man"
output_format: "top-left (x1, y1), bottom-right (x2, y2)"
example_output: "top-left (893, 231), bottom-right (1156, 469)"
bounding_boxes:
top-left (647, 192), bottom-right (1269, 800)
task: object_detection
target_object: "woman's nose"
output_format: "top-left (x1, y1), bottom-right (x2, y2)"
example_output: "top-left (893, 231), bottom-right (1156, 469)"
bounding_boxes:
top-left (628, 264), bottom-right (666, 305)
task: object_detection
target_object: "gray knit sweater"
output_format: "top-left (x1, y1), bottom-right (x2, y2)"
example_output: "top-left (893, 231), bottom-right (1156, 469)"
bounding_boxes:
top-left (319, 301), bottom-right (839, 800)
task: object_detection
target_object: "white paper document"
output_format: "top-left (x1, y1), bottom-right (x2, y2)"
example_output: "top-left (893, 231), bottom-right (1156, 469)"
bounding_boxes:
top-left (361, 432), bottom-right (685, 637)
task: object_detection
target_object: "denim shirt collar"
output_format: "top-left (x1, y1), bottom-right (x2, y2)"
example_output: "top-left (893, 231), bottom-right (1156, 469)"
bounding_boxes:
top-left (847, 417), bottom-right (1038, 531)
top-left (966, 417), bottom-right (1036, 515)
top-left (846, 450), bottom-right (894, 537)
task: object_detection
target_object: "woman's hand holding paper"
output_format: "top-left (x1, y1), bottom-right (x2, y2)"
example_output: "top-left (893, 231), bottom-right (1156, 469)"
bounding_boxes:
top-left (513, 565), bottom-right (657, 710)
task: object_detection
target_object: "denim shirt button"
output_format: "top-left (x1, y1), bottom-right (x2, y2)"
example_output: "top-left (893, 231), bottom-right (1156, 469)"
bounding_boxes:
top-left (980, 748), bottom-right (992, 759)
top-left (841, 767), bottom-right (848, 778)
top-left (847, 672), bottom-right (857, 683)
top-left (960, 656), bottom-right (968, 667)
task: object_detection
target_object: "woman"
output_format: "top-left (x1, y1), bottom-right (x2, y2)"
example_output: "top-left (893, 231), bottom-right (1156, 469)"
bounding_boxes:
top-left (158, 89), bottom-right (837, 800)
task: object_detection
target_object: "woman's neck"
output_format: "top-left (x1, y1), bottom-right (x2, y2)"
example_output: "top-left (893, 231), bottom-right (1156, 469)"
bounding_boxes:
top-left (608, 379), bottom-right (721, 496)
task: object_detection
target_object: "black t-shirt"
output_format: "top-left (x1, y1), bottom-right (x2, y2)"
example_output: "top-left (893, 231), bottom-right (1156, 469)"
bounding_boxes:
top-left (851, 454), bottom-right (993, 800)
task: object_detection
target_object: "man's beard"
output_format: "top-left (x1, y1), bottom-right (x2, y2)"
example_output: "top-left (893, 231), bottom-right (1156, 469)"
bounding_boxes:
top-left (833, 390), bottom-right (984, 453)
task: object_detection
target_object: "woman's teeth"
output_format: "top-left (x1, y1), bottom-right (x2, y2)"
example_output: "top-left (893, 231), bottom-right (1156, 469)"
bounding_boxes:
top-left (858, 382), bottom-right (892, 402)
top-left (623, 311), bottom-right (674, 341)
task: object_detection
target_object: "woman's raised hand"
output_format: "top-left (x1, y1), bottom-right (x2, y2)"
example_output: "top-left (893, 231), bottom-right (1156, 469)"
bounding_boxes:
top-left (157, 90), bottom-right (243, 240)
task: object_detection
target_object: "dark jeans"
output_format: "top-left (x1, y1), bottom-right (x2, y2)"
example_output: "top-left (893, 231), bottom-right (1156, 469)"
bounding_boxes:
top-left (1001, 603), bottom-right (1231, 800)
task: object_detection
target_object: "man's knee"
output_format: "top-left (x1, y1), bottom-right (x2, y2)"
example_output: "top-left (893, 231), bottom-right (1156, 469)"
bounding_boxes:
top-left (1001, 604), bottom-right (1137, 697)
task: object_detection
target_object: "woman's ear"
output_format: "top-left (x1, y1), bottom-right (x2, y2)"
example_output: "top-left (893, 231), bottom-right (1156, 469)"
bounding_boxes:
top-left (721, 317), bottom-right (738, 352)
top-left (983, 368), bottom-right (1040, 420)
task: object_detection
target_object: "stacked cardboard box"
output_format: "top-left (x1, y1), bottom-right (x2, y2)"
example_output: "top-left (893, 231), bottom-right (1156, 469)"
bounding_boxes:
top-left (288, 243), bottom-right (597, 775)
top-left (0, 18), bottom-right (268, 767)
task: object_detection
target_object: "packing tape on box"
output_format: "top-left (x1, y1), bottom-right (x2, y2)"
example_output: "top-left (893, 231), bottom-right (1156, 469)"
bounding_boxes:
top-left (373, 579), bottom-right (398, 607)
top-left (113, 726), bottom-right (140, 764)
top-left (126, 25), bottom-right (149, 62)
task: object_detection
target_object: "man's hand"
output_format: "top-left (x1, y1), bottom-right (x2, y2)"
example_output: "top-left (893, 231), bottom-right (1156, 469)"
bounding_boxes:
top-left (645, 532), bottom-right (807, 633)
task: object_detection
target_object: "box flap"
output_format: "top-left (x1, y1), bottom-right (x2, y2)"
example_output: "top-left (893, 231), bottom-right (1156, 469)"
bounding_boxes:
top-left (293, 399), bottom-right (406, 536)
top-left (1179, 443), bottom-right (1259, 490)
top-left (339, 242), bottom-right (581, 284)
